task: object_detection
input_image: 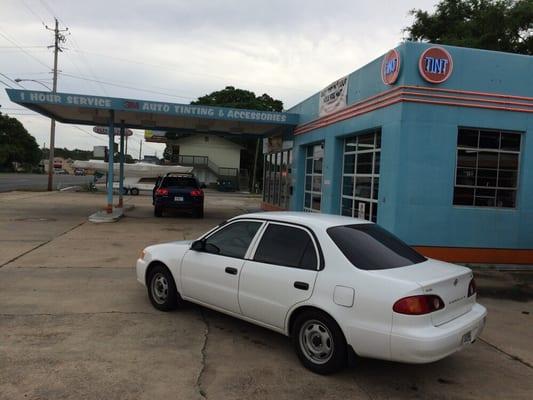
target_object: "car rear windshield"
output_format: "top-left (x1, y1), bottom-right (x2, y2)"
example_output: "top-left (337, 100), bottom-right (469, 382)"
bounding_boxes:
top-left (161, 177), bottom-right (197, 188)
top-left (327, 224), bottom-right (426, 270)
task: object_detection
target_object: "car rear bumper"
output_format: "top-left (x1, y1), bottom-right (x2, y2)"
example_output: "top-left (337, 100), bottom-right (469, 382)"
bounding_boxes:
top-left (154, 198), bottom-right (203, 209)
top-left (390, 303), bottom-right (487, 363)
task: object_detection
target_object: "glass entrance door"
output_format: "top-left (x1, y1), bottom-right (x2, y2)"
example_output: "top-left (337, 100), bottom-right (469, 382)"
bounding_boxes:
top-left (304, 143), bottom-right (324, 212)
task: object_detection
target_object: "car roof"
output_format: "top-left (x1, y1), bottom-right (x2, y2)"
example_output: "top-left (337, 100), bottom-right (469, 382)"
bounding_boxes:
top-left (230, 211), bottom-right (371, 230)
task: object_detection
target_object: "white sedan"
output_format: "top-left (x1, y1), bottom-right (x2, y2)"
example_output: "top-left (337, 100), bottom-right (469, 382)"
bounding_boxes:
top-left (136, 212), bottom-right (487, 374)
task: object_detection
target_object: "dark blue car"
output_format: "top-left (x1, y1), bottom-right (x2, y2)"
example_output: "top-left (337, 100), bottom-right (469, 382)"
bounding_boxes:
top-left (153, 174), bottom-right (204, 218)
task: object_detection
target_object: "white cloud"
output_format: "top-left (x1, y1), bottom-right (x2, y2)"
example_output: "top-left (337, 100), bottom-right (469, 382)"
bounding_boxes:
top-left (0, 0), bottom-right (438, 155)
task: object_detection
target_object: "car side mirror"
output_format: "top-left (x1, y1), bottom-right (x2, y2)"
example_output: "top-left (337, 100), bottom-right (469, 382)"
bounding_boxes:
top-left (191, 239), bottom-right (205, 251)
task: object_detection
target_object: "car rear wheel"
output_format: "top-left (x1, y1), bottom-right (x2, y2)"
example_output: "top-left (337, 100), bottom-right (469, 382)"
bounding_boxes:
top-left (147, 264), bottom-right (180, 311)
top-left (293, 310), bottom-right (347, 374)
top-left (130, 187), bottom-right (140, 196)
top-left (154, 206), bottom-right (163, 217)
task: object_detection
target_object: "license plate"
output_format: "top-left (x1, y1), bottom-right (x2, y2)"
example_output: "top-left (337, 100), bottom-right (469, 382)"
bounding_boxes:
top-left (174, 196), bottom-right (184, 202)
top-left (462, 331), bottom-right (472, 345)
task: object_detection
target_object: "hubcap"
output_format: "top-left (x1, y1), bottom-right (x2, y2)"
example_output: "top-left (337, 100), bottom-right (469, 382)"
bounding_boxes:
top-left (299, 319), bottom-right (334, 364)
top-left (151, 273), bottom-right (169, 304)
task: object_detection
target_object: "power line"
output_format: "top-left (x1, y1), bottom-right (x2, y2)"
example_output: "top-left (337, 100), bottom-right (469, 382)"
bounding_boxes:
top-left (69, 47), bottom-right (311, 94)
top-left (0, 72), bottom-right (26, 89)
top-left (59, 72), bottom-right (194, 100)
top-left (0, 28), bottom-right (52, 70)
top-left (0, 78), bottom-right (14, 88)
top-left (0, 46), bottom-right (47, 49)
top-left (21, 0), bottom-right (47, 25)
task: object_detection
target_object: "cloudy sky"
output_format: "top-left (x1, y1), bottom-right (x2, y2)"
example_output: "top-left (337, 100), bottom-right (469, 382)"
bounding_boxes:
top-left (0, 0), bottom-right (438, 157)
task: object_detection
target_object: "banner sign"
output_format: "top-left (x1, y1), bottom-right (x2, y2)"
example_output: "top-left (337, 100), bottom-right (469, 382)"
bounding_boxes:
top-left (93, 126), bottom-right (133, 136)
top-left (6, 89), bottom-right (299, 125)
top-left (319, 76), bottom-right (349, 117)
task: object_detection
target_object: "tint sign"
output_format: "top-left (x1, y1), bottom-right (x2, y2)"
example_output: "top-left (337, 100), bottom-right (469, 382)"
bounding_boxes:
top-left (381, 49), bottom-right (401, 85)
top-left (419, 47), bottom-right (453, 84)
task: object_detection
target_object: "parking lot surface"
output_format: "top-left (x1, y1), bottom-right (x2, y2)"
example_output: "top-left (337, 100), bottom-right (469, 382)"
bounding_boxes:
top-left (1, 190), bottom-right (532, 399)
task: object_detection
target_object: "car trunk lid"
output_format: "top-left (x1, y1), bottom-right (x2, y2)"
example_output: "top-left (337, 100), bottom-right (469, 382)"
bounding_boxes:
top-left (372, 259), bottom-right (475, 326)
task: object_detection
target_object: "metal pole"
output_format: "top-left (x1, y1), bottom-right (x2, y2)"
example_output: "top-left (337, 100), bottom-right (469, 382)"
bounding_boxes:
top-left (47, 18), bottom-right (60, 191)
top-left (118, 122), bottom-right (125, 208)
top-left (251, 138), bottom-right (260, 193)
top-left (139, 139), bottom-right (142, 161)
top-left (106, 110), bottom-right (115, 213)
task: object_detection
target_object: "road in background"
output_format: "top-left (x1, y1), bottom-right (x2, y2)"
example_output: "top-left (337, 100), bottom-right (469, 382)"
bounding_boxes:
top-left (0, 173), bottom-right (93, 192)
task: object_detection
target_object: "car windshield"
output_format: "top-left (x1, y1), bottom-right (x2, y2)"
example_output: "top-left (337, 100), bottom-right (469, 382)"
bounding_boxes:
top-left (161, 177), bottom-right (197, 188)
top-left (327, 224), bottom-right (426, 270)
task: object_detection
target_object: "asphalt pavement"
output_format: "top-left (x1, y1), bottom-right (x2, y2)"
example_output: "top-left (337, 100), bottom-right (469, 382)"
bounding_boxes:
top-left (0, 191), bottom-right (531, 400)
top-left (0, 173), bottom-right (93, 192)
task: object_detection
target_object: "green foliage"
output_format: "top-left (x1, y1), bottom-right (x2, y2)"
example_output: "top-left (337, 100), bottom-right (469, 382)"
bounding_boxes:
top-left (0, 113), bottom-right (41, 171)
top-left (41, 147), bottom-right (93, 161)
top-left (191, 86), bottom-right (283, 111)
top-left (190, 86), bottom-right (284, 189)
top-left (405, 0), bottom-right (533, 55)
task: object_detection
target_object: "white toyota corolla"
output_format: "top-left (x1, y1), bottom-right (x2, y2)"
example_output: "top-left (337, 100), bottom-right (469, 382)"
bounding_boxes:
top-left (136, 212), bottom-right (487, 374)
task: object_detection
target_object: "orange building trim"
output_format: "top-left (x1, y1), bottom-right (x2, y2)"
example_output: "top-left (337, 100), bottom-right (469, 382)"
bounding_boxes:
top-left (414, 246), bottom-right (533, 265)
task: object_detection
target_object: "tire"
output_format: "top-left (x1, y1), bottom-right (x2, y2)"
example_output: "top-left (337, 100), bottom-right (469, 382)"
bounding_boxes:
top-left (146, 264), bottom-right (181, 311)
top-left (122, 187), bottom-right (129, 195)
top-left (130, 187), bottom-right (140, 196)
top-left (292, 310), bottom-right (347, 374)
top-left (193, 207), bottom-right (204, 218)
top-left (154, 206), bottom-right (163, 217)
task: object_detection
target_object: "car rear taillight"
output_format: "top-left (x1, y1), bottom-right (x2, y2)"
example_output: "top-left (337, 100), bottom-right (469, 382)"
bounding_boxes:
top-left (393, 295), bottom-right (445, 315)
top-left (155, 188), bottom-right (169, 196)
top-left (191, 189), bottom-right (204, 197)
top-left (468, 278), bottom-right (477, 297)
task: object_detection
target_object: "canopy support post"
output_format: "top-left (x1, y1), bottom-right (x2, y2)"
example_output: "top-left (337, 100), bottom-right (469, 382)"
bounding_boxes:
top-left (118, 120), bottom-right (125, 208)
top-left (106, 110), bottom-right (115, 214)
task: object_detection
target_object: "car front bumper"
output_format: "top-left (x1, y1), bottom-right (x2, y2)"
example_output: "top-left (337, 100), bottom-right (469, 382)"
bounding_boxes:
top-left (136, 258), bottom-right (148, 286)
top-left (390, 303), bottom-right (487, 363)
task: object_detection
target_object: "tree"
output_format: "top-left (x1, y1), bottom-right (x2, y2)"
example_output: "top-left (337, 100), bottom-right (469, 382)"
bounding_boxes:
top-left (191, 87), bottom-right (284, 190)
top-left (0, 113), bottom-right (41, 171)
top-left (405, 0), bottom-right (533, 55)
top-left (191, 86), bottom-right (283, 111)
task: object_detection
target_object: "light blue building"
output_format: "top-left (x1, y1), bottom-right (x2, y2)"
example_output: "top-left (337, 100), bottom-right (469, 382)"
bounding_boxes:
top-left (262, 42), bottom-right (533, 264)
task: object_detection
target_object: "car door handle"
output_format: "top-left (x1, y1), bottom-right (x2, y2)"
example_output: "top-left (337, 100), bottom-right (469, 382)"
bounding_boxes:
top-left (225, 267), bottom-right (238, 275)
top-left (294, 281), bottom-right (309, 291)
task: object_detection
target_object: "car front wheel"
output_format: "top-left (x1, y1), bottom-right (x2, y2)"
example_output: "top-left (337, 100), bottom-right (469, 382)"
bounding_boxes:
top-left (293, 310), bottom-right (347, 374)
top-left (147, 264), bottom-right (180, 311)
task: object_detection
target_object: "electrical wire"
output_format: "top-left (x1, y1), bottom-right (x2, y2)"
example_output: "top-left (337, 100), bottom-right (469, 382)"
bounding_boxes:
top-left (0, 29), bottom-right (52, 70)
top-left (21, 0), bottom-right (47, 25)
top-left (59, 72), bottom-right (194, 100)
top-left (0, 72), bottom-right (26, 89)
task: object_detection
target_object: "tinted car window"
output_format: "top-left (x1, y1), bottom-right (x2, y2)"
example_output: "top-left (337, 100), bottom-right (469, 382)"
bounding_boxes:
top-left (254, 224), bottom-right (317, 270)
top-left (205, 221), bottom-right (262, 258)
top-left (327, 224), bottom-right (426, 270)
top-left (161, 177), bottom-right (197, 188)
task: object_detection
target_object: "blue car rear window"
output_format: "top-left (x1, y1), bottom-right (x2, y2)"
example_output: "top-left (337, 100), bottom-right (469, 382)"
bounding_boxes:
top-left (161, 177), bottom-right (197, 188)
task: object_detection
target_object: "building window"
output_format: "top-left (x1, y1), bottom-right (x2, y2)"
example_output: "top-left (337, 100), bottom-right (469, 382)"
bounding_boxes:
top-left (453, 128), bottom-right (521, 208)
top-left (304, 143), bottom-right (324, 212)
top-left (340, 129), bottom-right (381, 222)
top-left (263, 149), bottom-right (292, 209)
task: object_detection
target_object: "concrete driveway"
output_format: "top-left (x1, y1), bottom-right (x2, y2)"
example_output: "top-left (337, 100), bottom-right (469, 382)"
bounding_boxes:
top-left (0, 191), bottom-right (532, 399)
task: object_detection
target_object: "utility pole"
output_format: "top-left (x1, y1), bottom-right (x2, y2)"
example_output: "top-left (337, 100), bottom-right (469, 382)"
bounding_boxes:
top-left (45, 19), bottom-right (68, 191)
top-left (139, 139), bottom-right (143, 161)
